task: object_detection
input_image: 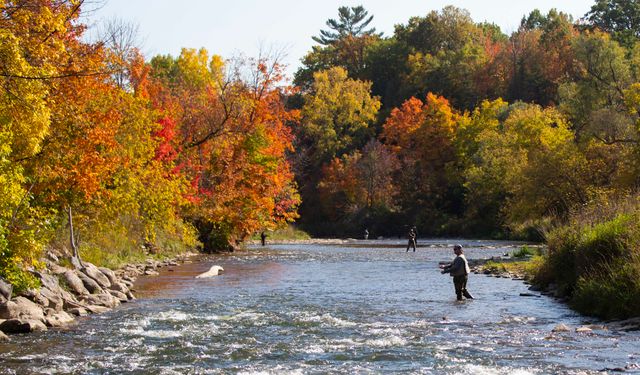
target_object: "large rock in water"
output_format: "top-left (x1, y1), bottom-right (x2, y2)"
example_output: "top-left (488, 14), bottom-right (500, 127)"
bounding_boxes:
top-left (0, 278), bottom-right (12, 302)
top-left (108, 290), bottom-right (129, 303)
top-left (0, 318), bottom-right (47, 334)
top-left (81, 263), bottom-right (111, 288)
top-left (195, 265), bottom-right (224, 278)
top-left (62, 271), bottom-right (89, 296)
top-left (45, 310), bottom-right (75, 327)
top-left (108, 281), bottom-right (130, 294)
top-left (0, 297), bottom-right (45, 322)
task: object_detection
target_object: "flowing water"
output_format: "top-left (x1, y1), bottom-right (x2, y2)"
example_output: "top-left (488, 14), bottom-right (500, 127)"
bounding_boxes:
top-left (1, 239), bottom-right (640, 374)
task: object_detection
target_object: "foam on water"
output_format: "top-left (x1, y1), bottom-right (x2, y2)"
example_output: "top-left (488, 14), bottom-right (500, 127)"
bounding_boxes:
top-left (153, 310), bottom-right (191, 321)
top-left (458, 364), bottom-right (539, 375)
top-left (296, 312), bottom-right (358, 327)
top-left (366, 335), bottom-right (407, 347)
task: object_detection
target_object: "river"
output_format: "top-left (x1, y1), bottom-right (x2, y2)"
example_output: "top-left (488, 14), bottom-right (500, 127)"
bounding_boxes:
top-left (1, 239), bottom-right (639, 374)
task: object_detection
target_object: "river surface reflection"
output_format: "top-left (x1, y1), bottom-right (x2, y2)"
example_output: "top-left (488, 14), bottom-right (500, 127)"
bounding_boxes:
top-left (1, 239), bottom-right (639, 374)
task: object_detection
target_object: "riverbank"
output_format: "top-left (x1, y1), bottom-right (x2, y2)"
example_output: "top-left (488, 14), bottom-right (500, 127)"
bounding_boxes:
top-left (474, 251), bottom-right (640, 331)
top-left (0, 250), bottom-right (198, 341)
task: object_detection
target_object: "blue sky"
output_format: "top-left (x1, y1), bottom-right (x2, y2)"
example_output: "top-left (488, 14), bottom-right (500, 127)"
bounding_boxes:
top-left (84, 0), bottom-right (595, 78)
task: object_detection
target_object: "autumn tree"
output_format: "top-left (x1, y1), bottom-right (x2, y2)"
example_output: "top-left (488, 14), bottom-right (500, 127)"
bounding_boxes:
top-left (382, 93), bottom-right (461, 233)
top-left (148, 49), bottom-right (300, 250)
top-left (300, 67), bottom-right (381, 166)
top-left (464, 103), bottom-right (590, 234)
top-left (394, 6), bottom-right (504, 109)
top-left (506, 9), bottom-right (578, 105)
top-left (0, 0), bottom-right (103, 288)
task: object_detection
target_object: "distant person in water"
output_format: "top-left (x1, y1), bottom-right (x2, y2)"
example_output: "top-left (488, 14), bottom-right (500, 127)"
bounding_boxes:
top-left (406, 227), bottom-right (416, 252)
top-left (440, 244), bottom-right (474, 301)
top-left (260, 231), bottom-right (267, 246)
top-left (364, 228), bottom-right (369, 240)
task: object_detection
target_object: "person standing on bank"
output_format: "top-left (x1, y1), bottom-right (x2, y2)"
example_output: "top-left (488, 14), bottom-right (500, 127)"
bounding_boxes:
top-left (364, 228), bottom-right (369, 240)
top-left (406, 227), bottom-right (417, 252)
top-left (260, 231), bottom-right (267, 246)
top-left (440, 244), bottom-right (474, 300)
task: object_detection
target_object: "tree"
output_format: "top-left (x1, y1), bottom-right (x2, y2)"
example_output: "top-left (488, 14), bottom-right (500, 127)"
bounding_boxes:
top-left (395, 6), bottom-right (501, 109)
top-left (584, 0), bottom-right (640, 48)
top-left (300, 67), bottom-right (381, 166)
top-left (506, 9), bottom-right (578, 105)
top-left (312, 5), bottom-right (381, 45)
top-left (148, 49), bottom-right (300, 250)
top-left (381, 93), bottom-right (461, 232)
top-left (464, 103), bottom-right (590, 230)
top-left (0, 0), bottom-right (104, 289)
top-left (296, 6), bottom-right (382, 89)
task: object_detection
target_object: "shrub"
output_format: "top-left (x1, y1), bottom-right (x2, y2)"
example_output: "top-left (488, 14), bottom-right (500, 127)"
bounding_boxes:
top-left (0, 221), bottom-right (41, 293)
top-left (538, 195), bottom-right (640, 319)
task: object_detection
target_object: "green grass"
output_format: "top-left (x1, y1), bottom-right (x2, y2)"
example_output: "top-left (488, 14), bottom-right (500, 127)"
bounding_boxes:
top-left (511, 245), bottom-right (541, 258)
top-left (482, 260), bottom-right (507, 273)
top-left (482, 255), bottom-right (544, 280)
top-left (250, 225), bottom-right (311, 242)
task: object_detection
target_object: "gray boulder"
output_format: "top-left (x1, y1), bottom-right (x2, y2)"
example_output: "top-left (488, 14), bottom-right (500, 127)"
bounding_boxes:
top-left (45, 311), bottom-right (75, 327)
top-left (35, 272), bottom-right (60, 291)
top-left (0, 318), bottom-right (47, 334)
top-left (0, 278), bottom-right (12, 301)
top-left (98, 267), bottom-right (118, 285)
top-left (109, 281), bottom-right (130, 294)
top-left (81, 263), bottom-right (111, 288)
top-left (0, 297), bottom-right (45, 322)
top-left (22, 289), bottom-right (49, 308)
top-left (81, 293), bottom-right (119, 308)
top-left (62, 271), bottom-right (90, 295)
top-left (68, 307), bottom-right (88, 317)
top-left (76, 271), bottom-right (104, 294)
top-left (49, 263), bottom-right (69, 275)
top-left (552, 324), bottom-right (571, 332)
top-left (39, 287), bottom-right (64, 311)
top-left (108, 290), bottom-right (128, 303)
top-left (85, 305), bottom-right (110, 314)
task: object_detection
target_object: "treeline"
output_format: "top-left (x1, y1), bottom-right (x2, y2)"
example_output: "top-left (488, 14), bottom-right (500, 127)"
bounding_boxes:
top-left (4, 0), bottom-right (640, 297)
top-left (291, 1), bottom-right (640, 239)
top-left (0, 1), bottom-right (299, 290)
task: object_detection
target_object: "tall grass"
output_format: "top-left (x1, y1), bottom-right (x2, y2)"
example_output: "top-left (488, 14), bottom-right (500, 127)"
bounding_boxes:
top-left (250, 225), bottom-right (311, 241)
top-left (538, 194), bottom-right (640, 319)
top-left (52, 214), bottom-right (199, 270)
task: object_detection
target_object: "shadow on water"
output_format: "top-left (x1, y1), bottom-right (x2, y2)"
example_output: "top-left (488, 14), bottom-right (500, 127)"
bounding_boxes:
top-left (1, 239), bottom-right (639, 374)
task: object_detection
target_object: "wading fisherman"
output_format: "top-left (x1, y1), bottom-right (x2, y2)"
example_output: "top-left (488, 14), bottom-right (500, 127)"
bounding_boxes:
top-left (406, 227), bottom-right (417, 252)
top-left (440, 244), bottom-right (474, 300)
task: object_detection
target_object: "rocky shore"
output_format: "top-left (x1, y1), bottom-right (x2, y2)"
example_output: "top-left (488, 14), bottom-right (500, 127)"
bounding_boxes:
top-left (0, 251), bottom-right (196, 341)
